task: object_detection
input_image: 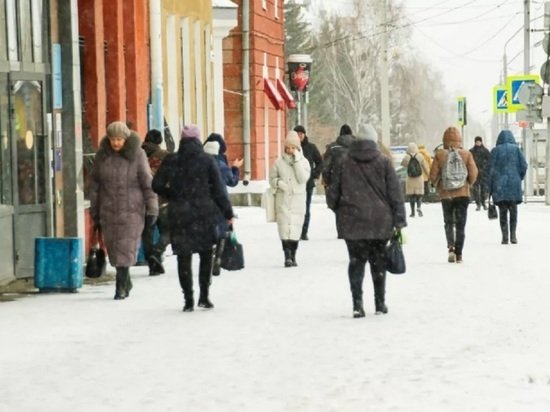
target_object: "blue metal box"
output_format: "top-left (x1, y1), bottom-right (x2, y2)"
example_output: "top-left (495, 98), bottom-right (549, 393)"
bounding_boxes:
top-left (34, 237), bottom-right (83, 292)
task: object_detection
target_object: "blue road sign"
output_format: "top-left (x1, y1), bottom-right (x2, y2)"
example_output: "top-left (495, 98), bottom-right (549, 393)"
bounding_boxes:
top-left (507, 75), bottom-right (540, 111)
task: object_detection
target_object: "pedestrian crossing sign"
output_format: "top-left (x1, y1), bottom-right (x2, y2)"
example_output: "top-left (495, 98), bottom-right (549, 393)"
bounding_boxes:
top-left (506, 75), bottom-right (541, 112)
top-left (493, 85), bottom-right (508, 113)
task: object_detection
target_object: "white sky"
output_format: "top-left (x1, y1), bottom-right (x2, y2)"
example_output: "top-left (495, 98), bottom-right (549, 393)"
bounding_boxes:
top-left (315, 0), bottom-right (548, 136)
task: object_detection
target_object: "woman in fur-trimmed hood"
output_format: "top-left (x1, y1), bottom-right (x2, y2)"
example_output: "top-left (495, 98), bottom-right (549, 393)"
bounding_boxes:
top-left (89, 121), bottom-right (159, 300)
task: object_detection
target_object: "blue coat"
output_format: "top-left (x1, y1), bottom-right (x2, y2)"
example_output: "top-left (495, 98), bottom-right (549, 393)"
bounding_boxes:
top-left (488, 130), bottom-right (527, 204)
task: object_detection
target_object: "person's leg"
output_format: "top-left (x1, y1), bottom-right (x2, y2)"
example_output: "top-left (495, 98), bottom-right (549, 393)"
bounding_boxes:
top-left (366, 239), bottom-right (389, 314)
top-left (409, 195), bottom-right (415, 217)
top-left (282, 240), bottom-right (293, 267)
top-left (417, 195), bottom-right (423, 217)
top-left (498, 202), bottom-right (509, 244)
top-left (472, 182), bottom-right (481, 210)
top-left (289, 240), bottom-right (299, 266)
top-left (301, 185), bottom-right (314, 240)
top-left (154, 205), bottom-right (171, 260)
top-left (141, 221), bottom-right (159, 275)
top-left (114, 266), bottom-right (130, 300)
top-left (453, 198), bottom-right (470, 261)
top-left (441, 200), bottom-right (456, 261)
top-left (198, 248), bottom-right (215, 308)
top-left (509, 202), bottom-right (518, 243)
top-left (177, 253), bottom-right (194, 311)
top-left (345, 240), bottom-right (367, 318)
top-left (480, 180), bottom-right (488, 209)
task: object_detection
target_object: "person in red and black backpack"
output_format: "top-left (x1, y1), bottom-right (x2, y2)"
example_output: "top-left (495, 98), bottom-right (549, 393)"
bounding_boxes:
top-left (141, 129), bottom-right (170, 276)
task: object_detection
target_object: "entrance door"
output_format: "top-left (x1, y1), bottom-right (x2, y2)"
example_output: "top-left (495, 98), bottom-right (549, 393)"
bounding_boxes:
top-left (10, 75), bottom-right (52, 277)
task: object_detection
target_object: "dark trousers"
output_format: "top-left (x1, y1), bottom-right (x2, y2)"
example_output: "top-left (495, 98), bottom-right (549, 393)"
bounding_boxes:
top-left (177, 249), bottom-right (213, 299)
top-left (409, 194), bottom-right (422, 214)
top-left (345, 239), bottom-right (387, 305)
top-left (441, 197), bottom-right (470, 256)
top-left (142, 206), bottom-right (170, 262)
top-left (472, 180), bottom-right (487, 208)
top-left (497, 201), bottom-right (518, 239)
top-left (302, 184), bottom-right (314, 237)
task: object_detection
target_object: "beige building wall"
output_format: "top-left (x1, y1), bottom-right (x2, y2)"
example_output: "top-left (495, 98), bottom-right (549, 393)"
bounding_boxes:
top-left (161, 0), bottom-right (214, 141)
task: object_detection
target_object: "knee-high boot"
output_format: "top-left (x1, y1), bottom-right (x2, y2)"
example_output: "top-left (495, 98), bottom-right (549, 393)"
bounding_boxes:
top-left (282, 240), bottom-right (293, 267)
top-left (198, 249), bottom-right (214, 309)
top-left (510, 204), bottom-right (518, 244)
top-left (348, 257), bottom-right (365, 318)
top-left (289, 241), bottom-right (299, 267)
top-left (114, 267), bottom-right (129, 300)
top-left (372, 271), bottom-right (388, 315)
top-left (499, 206), bottom-right (509, 244)
top-left (177, 254), bottom-right (194, 312)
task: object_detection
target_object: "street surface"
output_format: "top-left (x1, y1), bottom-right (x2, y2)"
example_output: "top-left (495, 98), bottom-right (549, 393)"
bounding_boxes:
top-left (1, 197), bottom-right (550, 411)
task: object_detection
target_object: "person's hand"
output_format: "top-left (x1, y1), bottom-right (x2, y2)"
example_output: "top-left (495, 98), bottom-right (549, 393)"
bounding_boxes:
top-left (232, 158), bottom-right (244, 168)
top-left (145, 215), bottom-right (158, 227)
top-left (277, 179), bottom-right (289, 191)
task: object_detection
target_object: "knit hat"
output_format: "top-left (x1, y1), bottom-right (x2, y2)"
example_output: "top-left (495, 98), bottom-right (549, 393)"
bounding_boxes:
top-left (474, 136), bottom-right (483, 143)
top-left (203, 141), bottom-right (220, 156)
top-left (357, 124), bottom-right (378, 142)
top-left (293, 125), bottom-right (306, 134)
top-left (205, 133), bottom-right (227, 154)
top-left (106, 121), bottom-right (131, 139)
top-left (339, 124), bottom-right (352, 136)
top-left (285, 130), bottom-right (301, 148)
top-left (181, 124), bottom-right (201, 140)
top-left (144, 129), bottom-right (162, 145)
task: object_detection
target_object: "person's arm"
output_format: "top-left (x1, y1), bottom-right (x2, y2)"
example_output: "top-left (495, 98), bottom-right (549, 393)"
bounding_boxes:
top-left (137, 149), bottom-right (159, 217)
top-left (311, 144), bottom-right (323, 180)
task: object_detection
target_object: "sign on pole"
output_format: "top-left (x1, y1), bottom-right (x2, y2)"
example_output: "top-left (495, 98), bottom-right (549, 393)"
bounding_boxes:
top-left (506, 74), bottom-right (541, 111)
top-left (457, 96), bottom-right (467, 126)
top-left (493, 85), bottom-right (508, 113)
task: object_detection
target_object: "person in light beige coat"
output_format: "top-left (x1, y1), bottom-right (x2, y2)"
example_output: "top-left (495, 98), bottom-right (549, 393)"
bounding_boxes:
top-left (269, 131), bottom-right (311, 267)
top-left (401, 142), bottom-right (430, 217)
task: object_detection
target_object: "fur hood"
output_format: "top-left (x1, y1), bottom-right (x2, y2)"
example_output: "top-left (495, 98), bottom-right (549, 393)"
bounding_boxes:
top-left (96, 132), bottom-right (142, 161)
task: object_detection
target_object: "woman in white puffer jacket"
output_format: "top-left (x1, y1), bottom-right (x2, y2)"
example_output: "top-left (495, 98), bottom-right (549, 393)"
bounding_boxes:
top-left (269, 130), bottom-right (311, 267)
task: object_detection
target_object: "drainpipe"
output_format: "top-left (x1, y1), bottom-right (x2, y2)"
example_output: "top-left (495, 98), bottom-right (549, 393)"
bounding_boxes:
top-left (149, 0), bottom-right (164, 133)
top-left (242, 0), bottom-right (251, 183)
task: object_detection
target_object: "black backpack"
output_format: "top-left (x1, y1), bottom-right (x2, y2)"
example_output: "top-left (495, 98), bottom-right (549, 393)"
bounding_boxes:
top-left (407, 154), bottom-right (422, 178)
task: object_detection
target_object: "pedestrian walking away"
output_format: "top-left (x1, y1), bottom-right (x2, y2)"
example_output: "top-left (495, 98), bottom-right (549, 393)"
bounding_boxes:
top-left (321, 124), bottom-right (355, 189)
top-left (269, 130), bottom-right (311, 267)
top-left (418, 143), bottom-right (433, 197)
top-left (326, 124), bottom-right (407, 318)
top-left (469, 136), bottom-right (491, 211)
top-left (152, 124), bottom-right (235, 312)
top-left (141, 129), bottom-right (170, 276)
top-left (401, 142), bottom-right (430, 218)
top-left (487, 130), bottom-right (527, 245)
top-left (293, 125), bottom-right (322, 240)
top-left (89, 121), bottom-right (159, 300)
top-left (429, 126), bottom-right (478, 263)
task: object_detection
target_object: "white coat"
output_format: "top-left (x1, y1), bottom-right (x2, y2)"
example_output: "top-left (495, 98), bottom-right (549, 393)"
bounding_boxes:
top-left (269, 149), bottom-right (311, 240)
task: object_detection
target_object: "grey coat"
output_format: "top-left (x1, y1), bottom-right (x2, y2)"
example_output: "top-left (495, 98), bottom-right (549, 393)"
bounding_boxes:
top-left (89, 133), bottom-right (159, 266)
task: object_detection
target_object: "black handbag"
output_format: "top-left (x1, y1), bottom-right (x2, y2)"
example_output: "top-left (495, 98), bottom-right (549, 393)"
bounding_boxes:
top-left (386, 232), bottom-right (406, 275)
top-left (220, 232), bottom-right (244, 271)
top-left (85, 229), bottom-right (107, 278)
top-left (487, 197), bottom-right (498, 220)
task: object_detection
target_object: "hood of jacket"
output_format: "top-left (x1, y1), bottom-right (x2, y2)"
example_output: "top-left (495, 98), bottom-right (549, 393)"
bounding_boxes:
top-left (496, 129), bottom-right (516, 145)
top-left (97, 132), bottom-right (142, 161)
top-left (336, 134), bottom-right (355, 148)
top-left (442, 127), bottom-right (463, 149)
top-left (347, 139), bottom-right (381, 163)
top-left (177, 137), bottom-right (204, 163)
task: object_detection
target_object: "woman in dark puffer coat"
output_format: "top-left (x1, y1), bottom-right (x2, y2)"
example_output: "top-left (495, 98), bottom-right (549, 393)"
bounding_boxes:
top-left (153, 124), bottom-right (235, 312)
top-left (89, 121), bottom-right (159, 300)
top-left (488, 129), bottom-right (528, 244)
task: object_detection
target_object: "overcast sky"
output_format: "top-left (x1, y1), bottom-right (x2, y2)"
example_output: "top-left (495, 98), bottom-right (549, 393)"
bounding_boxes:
top-left (315, 0), bottom-right (547, 137)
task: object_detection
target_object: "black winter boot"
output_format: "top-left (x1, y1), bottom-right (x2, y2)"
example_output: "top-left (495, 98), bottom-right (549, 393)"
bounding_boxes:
top-left (289, 241), bottom-right (299, 267)
top-left (373, 272), bottom-right (388, 315)
top-left (198, 288), bottom-right (214, 309)
top-left (353, 299), bottom-right (365, 318)
top-left (197, 250), bottom-right (214, 308)
top-left (114, 267), bottom-right (129, 300)
top-left (282, 241), bottom-right (293, 267)
top-left (178, 255), bottom-right (194, 312)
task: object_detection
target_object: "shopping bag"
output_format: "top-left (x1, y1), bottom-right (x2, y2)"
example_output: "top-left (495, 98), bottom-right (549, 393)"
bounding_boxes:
top-left (261, 187), bottom-right (276, 223)
top-left (487, 197), bottom-right (498, 220)
top-left (220, 232), bottom-right (245, 271)
top-left (385, 232), bottom-right (406, 275)
top-left (85, 229), bottom-right (107, 278)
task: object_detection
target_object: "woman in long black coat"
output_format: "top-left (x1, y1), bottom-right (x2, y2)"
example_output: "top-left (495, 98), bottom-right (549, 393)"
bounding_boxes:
top-left (152, 125), bottom-right (235, 312)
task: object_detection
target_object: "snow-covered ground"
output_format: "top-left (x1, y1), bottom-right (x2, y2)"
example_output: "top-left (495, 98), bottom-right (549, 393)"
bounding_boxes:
top-left (1, 197), bottom-right (550, 411)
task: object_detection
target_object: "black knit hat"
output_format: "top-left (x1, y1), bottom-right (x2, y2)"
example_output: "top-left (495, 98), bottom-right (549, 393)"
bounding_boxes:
top-left (293, 125), bottom-right (306, 134)
top-left (339, 124), bottom-right (352, 136)
top-left (474, 136), bottom-right (483, 143)
top-left (145, 129), bottom-right (162, 145)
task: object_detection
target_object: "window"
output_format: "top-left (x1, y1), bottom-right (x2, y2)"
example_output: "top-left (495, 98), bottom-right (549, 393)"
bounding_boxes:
top-left (31, 0), bottom-right (44, 63)
top-left (274, 0), bottom-right (279, 19)
top-left (262, 0), bottom-right (267, 11)
top-left (181, 18), bottom-right (192, 125)
top-left (6, 0), bottom-right (19, 61)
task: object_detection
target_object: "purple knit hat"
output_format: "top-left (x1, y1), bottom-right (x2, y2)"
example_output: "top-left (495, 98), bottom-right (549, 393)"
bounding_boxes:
top-left (181, 124), bottom-right (201, 140)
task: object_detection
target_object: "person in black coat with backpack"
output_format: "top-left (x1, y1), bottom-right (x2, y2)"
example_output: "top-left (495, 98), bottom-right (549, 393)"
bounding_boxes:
top-left (294, 125), bottom-right (323, 240)
top-left (469, 136), bottom-right (491, 210)
top-left (152, 124), bottom-right (235, 312)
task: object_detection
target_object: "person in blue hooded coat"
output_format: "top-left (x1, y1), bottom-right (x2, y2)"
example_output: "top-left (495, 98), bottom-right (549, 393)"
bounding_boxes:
top-left (488, 130), bottom-right (527, 244)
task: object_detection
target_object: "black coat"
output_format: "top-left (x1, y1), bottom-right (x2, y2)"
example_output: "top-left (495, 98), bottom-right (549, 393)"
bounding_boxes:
top-left (152, 138), bottom-right (234, 254)
top-left (469, 144), bottom-right (491, 187)
top-left (300, 136), bottom-right (323, 189)
top-left (322, 133), bottom-right (355, 186)
top-left (327, 139), bottom-right (407, 240)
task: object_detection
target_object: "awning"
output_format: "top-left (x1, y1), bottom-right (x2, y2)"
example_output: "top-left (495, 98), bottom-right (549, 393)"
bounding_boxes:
top-left (276, 78), bottom-right (296, 109)
top-left (263, 78), bottom-right (284, 110)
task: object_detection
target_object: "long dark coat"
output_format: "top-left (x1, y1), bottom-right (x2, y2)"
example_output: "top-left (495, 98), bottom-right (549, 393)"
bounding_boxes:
top-left (322, 133), bottom-right (355, 187)
top-left (152, 138), bottom-right (234, 254)
top-left (488, 130), bottom-right (528, 204)
top-left (327, 139), bottom-right (407, 240)
top-left (469, 143), bottom-right (491, 188)
top-left (89, 133), bottom-right (159, 267)
top-left (300, 136), bottom-right (323, 189)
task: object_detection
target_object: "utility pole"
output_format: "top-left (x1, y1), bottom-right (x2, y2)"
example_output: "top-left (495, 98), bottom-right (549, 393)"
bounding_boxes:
top-left (380, 0), bottom-right (391, 147)
top-left (524, 0), bottom-right (533, 200)
top-left (545, 2), bottom-right (550, 204)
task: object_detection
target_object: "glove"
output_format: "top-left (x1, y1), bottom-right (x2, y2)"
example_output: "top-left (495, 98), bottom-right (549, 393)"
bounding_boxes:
top-left (92, 216), bottom-right (101, 232)
top-left (277, 179), bottom-right (289, 192)
top-left (145, 215), bottom-right (158, 227)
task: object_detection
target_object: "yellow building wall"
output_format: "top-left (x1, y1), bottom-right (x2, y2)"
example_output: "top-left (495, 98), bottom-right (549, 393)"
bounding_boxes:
top-left (161, 0), bottom-right (213, 140)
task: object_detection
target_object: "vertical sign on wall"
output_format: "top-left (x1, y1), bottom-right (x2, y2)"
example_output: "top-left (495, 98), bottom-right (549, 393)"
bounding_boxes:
top-left (52, 44), bottom-right (63, 110)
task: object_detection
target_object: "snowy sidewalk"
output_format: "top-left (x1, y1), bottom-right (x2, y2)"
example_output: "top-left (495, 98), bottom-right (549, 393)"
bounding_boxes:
top-left (1, 198), bottom-right (550, 411)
